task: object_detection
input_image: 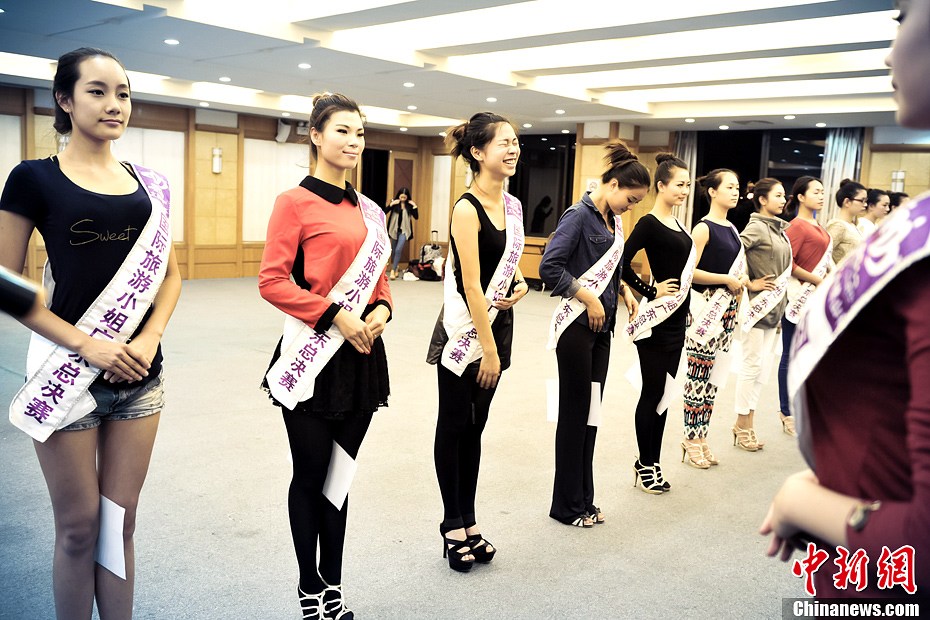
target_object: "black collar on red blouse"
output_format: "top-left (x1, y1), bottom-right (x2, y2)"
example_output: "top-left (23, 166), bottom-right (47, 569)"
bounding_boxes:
top-left (299, 175), bottom-right (359, 206)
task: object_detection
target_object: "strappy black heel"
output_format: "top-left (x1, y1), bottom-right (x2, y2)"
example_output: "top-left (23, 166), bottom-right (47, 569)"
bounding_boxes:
top-left (322, 582), bottom-right (354, 620)
top-left (298, 586), bottom-right (325, 620)
top-left (466, 533), bottom-right (496, 563)
top-left (440, 524), bottom-right (474, 572)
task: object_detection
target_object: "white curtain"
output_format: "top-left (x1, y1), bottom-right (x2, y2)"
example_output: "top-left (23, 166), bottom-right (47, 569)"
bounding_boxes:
top-left (242, 139), bottom-right (309, 242)
top-left (819, 128), bottom-right (863, 224)
top-left (672, 131), bottom-right (698, 230)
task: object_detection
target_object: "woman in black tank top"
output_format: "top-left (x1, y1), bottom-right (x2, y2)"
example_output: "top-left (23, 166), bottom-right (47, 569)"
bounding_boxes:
top-left (428, 112), bottom-right (528, 572)
top-left (682, 170), bottom-right (750, 468)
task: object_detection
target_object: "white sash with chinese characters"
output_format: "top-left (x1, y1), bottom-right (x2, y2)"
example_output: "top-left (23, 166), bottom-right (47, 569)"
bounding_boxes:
top-left (9, 164), bottom-right (171, 442)
top-left (740, 233), bottom-right (793, 332)
top-left (440, 193), bottom-right (525, 376)
top-left (686, 224), bottom-right (746, 345)
top-left (546, 214), bottom-right (623, 350)
top-left (625, 223), bottom-right (695, 342)
top-left (785, 237), bottom-right (833, 325)
top-left (266, 194), bottom-right (389, 410)
top-left (788, 194), bottom-right (930, 468)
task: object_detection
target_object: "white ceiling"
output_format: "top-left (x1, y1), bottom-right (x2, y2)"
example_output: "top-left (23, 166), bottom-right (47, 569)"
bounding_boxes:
top-left (0, 0), bottom-right (899, 136)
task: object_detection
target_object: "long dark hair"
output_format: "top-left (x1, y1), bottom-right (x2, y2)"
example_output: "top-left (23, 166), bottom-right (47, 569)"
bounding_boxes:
top-left (784, 176), bottom-right (823, 219)
top-left (394, 187), bottom-right (412, 204)
top-left (53, 47), bottom-right (128, 134)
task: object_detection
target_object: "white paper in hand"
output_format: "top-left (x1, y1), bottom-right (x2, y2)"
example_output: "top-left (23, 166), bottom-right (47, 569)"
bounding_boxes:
top-left (322, 441), bottom-right (358, 510)
top-left (546, 378), bottom-right (559, 422)
top-left (624, 358), bottom-right (643, 392)
top-left (587, 382), bottom-right (602, 427)
top-left (709, 349), bottom-right (733, 388)
top-left (95, 495), bottom-right (127, 579)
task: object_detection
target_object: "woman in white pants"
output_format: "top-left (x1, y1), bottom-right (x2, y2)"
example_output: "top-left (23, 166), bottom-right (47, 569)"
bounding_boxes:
top-left (733, 178), bottom-right (792, 449)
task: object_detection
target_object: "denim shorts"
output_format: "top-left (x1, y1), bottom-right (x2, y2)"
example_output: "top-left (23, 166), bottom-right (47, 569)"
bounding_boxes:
top-left (60, 372), bottom-right (165, 431)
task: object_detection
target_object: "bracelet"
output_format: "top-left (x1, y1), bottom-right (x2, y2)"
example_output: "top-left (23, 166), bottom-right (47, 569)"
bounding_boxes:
top-left (514, 279), bottom-right (525, 286)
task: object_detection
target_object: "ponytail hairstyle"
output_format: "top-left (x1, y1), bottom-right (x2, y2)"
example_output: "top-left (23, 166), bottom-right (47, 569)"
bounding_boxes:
top-left (600, 141), bottom-right (650, 189)
top-left (445, 112), bottom-right (514, 175)
top-left (836, 178), bottom-right (866, 209)
top-left (308, 92), bottom-right (363, 161)
top-left (695, 168), bottom-right (738, 202)
top-left (751, 177), bottom-right (784, 211)
top-left (866, 187), bottom-right (889, 210)
top-left (784, 175), bottom-right (822, 218)
top-left (53, 47), bottom-right (128, 135)
top-left (654, 152), bottom-right (688, 192)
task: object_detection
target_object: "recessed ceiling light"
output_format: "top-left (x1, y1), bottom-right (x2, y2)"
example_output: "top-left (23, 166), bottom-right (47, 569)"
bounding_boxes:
top-left (815, 122), bottom-right (827, 128)
top-left (555, 109), bottom-right (565, 115)
top-left (818, 153), bottom-right (824, 158)
top-left (403, 82), bottom-right (415, 88)
top-left (199, 101), bottom-right (210, 107)
top-left (399, 127), bottom-right (408, 132)
top-left (298, 63), bottom-right (312, 70)
top-left (793, 149), bottom-right (801, 154)
top-left (541, 138), bottom-right (548, 141)
top-left (281, 112), bottom-right (291, 117)
top-left (0, 9), bottom-right (5, 14)
top-left (550, 147), bottom-right (556, 150)
top-left (782, 137), bottom-right (791, 142)
top-left (719, 125), bottom-right (729, 130)
top-left (784, 115), bottom-right (796, 120)
top-left (685, 118), bottom-right (695, 123)
top-left (561, 129), bottom-right (570, 134)
top-left (486, 97), bottom-right (497, 103)
top-left (522, 123), bottom-right (532, 128)
top-left (219, 76), bottom-right (231, 83)
top-left (164, 39), bottom-right (180, 46)
top-left (407, 105), bottom-right (417, 111)
top-left (439, 131), bottom-right (446, 137)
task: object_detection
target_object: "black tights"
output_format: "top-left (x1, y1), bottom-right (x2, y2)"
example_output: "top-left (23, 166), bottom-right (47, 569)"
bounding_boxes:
top-left (282, 409), bottom-right (373, 593)
top-left (434, 363), bottom-right (498, 530)
top-left (634, 342), bottom-right (682, 465)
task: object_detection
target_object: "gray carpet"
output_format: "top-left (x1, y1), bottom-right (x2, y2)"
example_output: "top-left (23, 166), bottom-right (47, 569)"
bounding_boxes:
top-left (0, 277), bottom-right (807, 619)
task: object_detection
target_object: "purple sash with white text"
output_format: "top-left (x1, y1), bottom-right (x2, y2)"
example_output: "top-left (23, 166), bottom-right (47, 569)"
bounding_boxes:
top-left (547, 214), bottom-right (623, 349)
top-left (789, 193), bottom-right (930, 466)
top-left (440, 193), bottom-right (525, 376)
top-left (9, 164), bottom-right (172, 442)
top-left (266, 194), bottom-right (389, 410)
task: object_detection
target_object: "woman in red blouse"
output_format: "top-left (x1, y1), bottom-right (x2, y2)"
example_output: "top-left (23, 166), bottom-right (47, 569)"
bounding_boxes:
top-left (259, 93), bottom-right (392, 619)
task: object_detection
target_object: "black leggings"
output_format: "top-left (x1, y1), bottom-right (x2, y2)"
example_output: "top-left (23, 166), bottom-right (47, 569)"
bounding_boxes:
top-left (434, 362), bottom-right (499, 530)
top-left (634, 341), bottom-right (682, 465)
top-left (550, 322), bottom-right (610, 523)
top-left (282, 409), bottom-right (373, 592)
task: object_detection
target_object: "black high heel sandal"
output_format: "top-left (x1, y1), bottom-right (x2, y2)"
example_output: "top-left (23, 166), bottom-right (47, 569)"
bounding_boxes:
top-left (322, 582), bottom-right (354, 620)
top-left (440, 525), bottom-right (474, 572)
top-left (466, 533), bottom-right (496, 563)
top-left (632, 459), bottom-right (664, 495)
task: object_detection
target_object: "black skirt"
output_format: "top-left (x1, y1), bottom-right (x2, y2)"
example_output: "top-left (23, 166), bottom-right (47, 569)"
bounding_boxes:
top-left (261, 336), bottom-right (390, 420)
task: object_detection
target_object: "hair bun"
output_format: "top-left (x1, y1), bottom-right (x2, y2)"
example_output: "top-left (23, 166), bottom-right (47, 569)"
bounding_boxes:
top-left (655, 152), bottom-right (677, 165)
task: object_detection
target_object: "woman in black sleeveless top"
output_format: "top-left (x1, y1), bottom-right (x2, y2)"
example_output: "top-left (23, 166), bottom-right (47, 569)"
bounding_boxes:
top-left (682, 169), bottom-right (750, 468)
top-left (426, 112), bottom-right (528, 572)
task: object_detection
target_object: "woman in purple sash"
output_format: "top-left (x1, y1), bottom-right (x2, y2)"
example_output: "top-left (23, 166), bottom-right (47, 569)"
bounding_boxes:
top-left (0, 48), bottom-right (182, 619)
top-left (761, 2), bottom-right (930, 598)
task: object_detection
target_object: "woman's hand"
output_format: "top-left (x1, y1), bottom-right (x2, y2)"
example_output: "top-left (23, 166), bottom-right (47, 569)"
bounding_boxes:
top-left (654, 278), bottom-right (680, 298)
top-left (759, 469), bottom-right (821, 561)
top-left (389, 199), bottom-right (399, 207)
top-left (79, 337), bottom-right (150, 383)
top-left (623, 286), bottom-right (639, 321)
top-left (748, 274), bottom-right (776, 293)
top-left (493, 280), bottom-right (529, 310)
top-left (103, 331), bottom-right (161, 383)
top-left (584, 297), bottom-right (605, 331)
top-left (723, 275), bottom-right (743, 295)
top-left (333, 309), bottom-right (374, 354)
top-left (476, 349), bottom-right (501, 389)
top-left (364, 305), bottom-right (390, 339)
